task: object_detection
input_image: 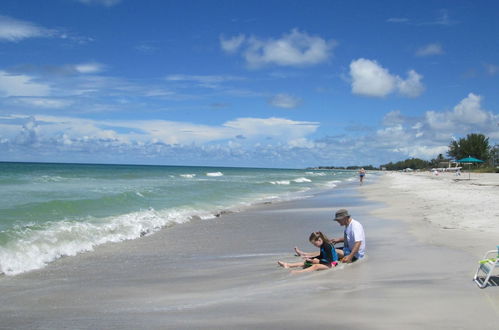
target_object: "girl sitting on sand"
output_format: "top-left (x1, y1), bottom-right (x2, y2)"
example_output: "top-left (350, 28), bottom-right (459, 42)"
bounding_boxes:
top-left (278, 231), bottom-right (338, 274)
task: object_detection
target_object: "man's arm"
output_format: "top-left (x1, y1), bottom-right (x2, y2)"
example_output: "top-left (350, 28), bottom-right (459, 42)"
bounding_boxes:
top-left (330, 237), bottom-right (344, 244)
top-left (342, 241), bottom-right (361, 263)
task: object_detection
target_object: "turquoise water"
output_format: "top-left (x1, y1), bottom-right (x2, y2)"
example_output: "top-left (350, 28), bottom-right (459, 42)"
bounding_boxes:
top-left (0, 162), bottom-right (357, 275)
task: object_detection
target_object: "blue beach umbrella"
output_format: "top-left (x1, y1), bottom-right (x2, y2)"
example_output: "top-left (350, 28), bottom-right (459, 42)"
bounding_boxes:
top-left (456, 156), bottom-right (484, 179)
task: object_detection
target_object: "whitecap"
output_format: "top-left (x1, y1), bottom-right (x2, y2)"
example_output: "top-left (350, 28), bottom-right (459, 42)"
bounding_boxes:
top-left (294, 177), bottom-right (312, 183)
top-left (180, 174), bottom-right (196, 178)
top-left (270, 180), bottom-right (290, 185)
top-left (206, 172), bottom-right (223, 177)
top-left (305, 172), bottom-right (326, 176)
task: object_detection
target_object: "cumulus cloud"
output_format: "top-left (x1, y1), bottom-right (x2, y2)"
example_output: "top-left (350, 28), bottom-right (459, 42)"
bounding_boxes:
top-left (425, 93), bottom-right (493, 131)
top-left (416, 43), bottom-right (444, 56)
top-left (2, 93), bottom-right (496, 167)
top-left (306, 93), bottom-right (497, 165)
top-left (350, 59), bottom-right (396, 97)
top-left (0, 15), bottom-right (55, 41)
top-left (0, 115), bottom-right (319, 152)
top-left (268, 93), bottom-right (302, 109)
top-left (349, 58), bottom-right (424, 98)
top-left (220, 29), bottom-right (336, 68)
top-left (0, 71), bottom-right (51, 97)
top-left (370, 93), bottom-right (499, 160)
top-left (397, 70), bottom-right (425, 97)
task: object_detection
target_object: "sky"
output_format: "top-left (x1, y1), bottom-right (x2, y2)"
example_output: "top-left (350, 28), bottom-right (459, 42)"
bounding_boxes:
top-left (0, 0), bottom-right (498, 168)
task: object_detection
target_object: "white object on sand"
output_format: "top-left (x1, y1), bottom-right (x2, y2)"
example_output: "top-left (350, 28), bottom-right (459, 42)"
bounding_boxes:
top-left (473, 247), bottom-right (499, 288)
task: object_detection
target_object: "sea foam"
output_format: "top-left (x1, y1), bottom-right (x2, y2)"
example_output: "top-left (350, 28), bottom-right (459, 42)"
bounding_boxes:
top-left (294, 177), bottom-right (312, 183)
top-left (206, 172), bottom-right (223, 177)
top-left (0, 208), bottom-right (194, 275)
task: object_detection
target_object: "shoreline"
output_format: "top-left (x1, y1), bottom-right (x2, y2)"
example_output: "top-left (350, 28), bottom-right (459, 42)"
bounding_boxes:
top-left (1, 176), bottom-right (498, 329)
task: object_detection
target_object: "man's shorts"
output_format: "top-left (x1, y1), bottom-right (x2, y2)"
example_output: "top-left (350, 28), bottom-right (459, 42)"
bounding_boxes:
top-left (339, 247), bottom-right (358, 262)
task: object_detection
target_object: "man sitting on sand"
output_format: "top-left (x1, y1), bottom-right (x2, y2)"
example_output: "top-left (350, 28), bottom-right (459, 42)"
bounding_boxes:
top-left (295, 209), bottom-right (366, 263)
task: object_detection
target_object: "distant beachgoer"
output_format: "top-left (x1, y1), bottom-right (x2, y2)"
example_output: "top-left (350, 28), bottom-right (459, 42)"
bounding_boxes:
top-left (295, 209), bottom-right (366, 263)
top-left (359, 168), bottom-right (366, 185)
top-left (278, 232), bottom-right (338, 274)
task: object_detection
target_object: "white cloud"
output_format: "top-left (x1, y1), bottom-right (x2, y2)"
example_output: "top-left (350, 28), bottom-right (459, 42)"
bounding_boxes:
top-left (0, 15), bottom-right (91, 44)
top-left (220, 34), bottom-right (245, 53)
top-left (10, 98), bottom-right (72, 109)
top-left (221, 29), bottom-right (336, 68)
top-left (77, 0), bottom-right (121, 6)
top-left (268, 93), bottom-right (302, 109)
top-left (0, 71), bottom-right (51, 97)
top-left (425, 93), bottom-right (491, 130)
top-left (349, 59), bottom-right (424, 98)
top-left (386, 18), bottom-right (410, 24)
top-left (0, 15), bottom-right (54, 41)
top-left (0, 115), bottom-right (319, 150)
top-left (397, 70), bottom-right (425, 97)
top-left (74, 62), bottom-right (105, 74)
top-left (2, 93), bottom-right (495, 167)
top-left (416, 43), bottom-right (444, 57)
top-left (350, 59), bottom-right (396, 97)
top-left (395, 145), bottom-right (449, 160)
top-left (369, 93), bottom-right (499, 160)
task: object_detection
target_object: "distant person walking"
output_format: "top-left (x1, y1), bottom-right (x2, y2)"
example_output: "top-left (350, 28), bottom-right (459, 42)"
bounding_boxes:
top-left (359, 168), bottom-right (366, 185)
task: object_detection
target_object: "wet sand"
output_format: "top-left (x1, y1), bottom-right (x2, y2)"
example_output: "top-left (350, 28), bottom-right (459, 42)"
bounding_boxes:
top-left (0, 177), bottom-right (498, 329)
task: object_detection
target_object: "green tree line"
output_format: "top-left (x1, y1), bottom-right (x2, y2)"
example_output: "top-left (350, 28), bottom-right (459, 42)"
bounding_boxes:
top-left (380, 133), bottom-right (495, 171)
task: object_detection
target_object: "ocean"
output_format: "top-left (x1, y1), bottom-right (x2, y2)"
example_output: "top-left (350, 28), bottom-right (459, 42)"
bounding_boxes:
top-left (0, 162), bottom-right (358, 275)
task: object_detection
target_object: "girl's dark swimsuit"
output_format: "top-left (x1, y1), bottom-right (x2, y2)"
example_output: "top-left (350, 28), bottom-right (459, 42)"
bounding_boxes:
top-left (319, 241), bottom-right (339, 267)
top-left (304, 242), bottom-right (339, 268)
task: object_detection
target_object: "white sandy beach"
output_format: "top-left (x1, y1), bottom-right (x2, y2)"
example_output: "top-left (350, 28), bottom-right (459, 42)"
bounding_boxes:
top-left (0, 173), bottom-right (498, 329)
top-left (362, 171), bottom-right (499, 256)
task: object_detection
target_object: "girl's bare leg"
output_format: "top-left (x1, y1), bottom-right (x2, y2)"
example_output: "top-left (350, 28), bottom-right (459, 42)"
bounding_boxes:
top-left (278, 260), bottom-right (304, 269)
top-left (294, 247), bottom-right (319, 258)
top-left (291, 264), bottom-right (329, 274)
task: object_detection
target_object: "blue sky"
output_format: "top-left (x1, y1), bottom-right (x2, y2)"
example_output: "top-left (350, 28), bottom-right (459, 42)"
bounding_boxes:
top-left (0, 0), bottom-right (498, 168)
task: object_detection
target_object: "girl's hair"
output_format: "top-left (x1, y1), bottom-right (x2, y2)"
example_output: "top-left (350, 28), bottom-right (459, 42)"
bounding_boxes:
top-left (309, 231), bottom-right (330, 244)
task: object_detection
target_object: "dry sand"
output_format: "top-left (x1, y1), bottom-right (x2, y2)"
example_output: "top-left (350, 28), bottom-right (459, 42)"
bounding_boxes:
top-left (0, 175), bottom-right (498, 329)
top-left (362, 171), bottom-right (499, 256)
